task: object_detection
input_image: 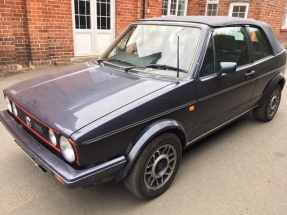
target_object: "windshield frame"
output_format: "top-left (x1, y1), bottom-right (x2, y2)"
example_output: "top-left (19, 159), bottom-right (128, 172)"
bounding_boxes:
top-left (100, 22), bottom-right (203, 79)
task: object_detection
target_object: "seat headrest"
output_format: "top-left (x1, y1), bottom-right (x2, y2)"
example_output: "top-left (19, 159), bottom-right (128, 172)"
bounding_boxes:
top-left (214, 35), bottom-right (236, 52)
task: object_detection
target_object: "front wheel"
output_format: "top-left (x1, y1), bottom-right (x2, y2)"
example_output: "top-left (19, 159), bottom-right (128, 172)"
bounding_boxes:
top-left (253, 84), bottom-right (282, 122)
top-left (123, 133), bottom-right (182, 199)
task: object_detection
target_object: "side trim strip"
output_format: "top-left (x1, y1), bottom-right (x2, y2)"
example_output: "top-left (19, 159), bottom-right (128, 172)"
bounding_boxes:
top-left (186, 106), bottom-right (256, 146)
top-left (81, 100), bottom-right (196, 145)
top-left (199, 78), bottom-right (255, 102)
top-left (198, 64), bottom-right (286, 102)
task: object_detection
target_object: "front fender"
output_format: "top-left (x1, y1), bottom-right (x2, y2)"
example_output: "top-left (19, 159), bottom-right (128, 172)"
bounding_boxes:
top-left (115, 118), bottom-right (186, 182)
top-left (258, 73), bottom-right (285, 107)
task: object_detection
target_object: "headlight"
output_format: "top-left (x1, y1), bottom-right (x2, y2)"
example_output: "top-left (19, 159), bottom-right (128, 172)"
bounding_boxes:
top-left (48, 129), bottom-right (57, 146)
top-left (12, 102), bottom-right (18, 116)
top-left (59, 136), bottom-right (75, 163)
top-left (5, 96), bottom-right (12, 113)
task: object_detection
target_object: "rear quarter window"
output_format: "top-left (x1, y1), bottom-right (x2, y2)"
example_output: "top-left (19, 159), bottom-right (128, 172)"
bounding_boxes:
top-left (249, 27), bottom-right (273, 61)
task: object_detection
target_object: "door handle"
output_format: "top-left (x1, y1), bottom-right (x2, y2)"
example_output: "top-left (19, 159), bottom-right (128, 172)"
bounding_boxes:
top-left (245, 70), bottom-right (255, 77)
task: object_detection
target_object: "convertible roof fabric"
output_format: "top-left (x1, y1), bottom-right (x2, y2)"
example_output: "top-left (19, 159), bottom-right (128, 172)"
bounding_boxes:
top-left (137, 16), bottom-right (284, 55)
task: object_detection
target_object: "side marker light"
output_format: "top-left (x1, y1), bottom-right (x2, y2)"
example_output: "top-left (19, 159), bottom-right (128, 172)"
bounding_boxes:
top-left (189, 106), bottom-right (195, 112)
top-left (53, 174), bottom-right (65, 185)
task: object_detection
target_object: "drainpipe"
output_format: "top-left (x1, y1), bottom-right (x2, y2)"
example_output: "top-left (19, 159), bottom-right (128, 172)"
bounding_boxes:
top-left (143, 0), bottom-right (146, 18)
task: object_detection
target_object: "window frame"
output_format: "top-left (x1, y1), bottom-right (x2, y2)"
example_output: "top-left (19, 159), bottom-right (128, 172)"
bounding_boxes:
top-left (283, 8), bottom-right (287, 27)
top-left (162, 0), bottom-right (188, 16)
top-left (199, 26), bottom-right (254, 79)
top-left (205, 0), bottom-right (219, 16)
top-left (96, 0), bottom-right (111, 30)
top-left (74, 0), bottom-right (91, 29)
top-left (198, 33), bottom-right (217, 79)
top-left (228, 2), bottom-right (249, 19)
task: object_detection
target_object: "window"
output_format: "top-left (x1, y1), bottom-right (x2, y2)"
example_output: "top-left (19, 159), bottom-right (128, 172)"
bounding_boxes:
top-left (228, 3), bottom-right (249, 18)
top-left (214, 27), bottom-right (250, 67)
top-left (200, 27), bottom-right (250, 78)
top-left (74, 0), bottom-right (111, 30)
top-left (74, 0), bottom-right (91, 29)
top-left (206, 0), bottom-right (219, 16)
top-left (97, 0), bottom-right (111, 30)
top-left (162, 0), bottom-right (187, 16)
top-left (199, 38), bottom-right (215, 77)
top-left (249, 27), bottom-right (272, 61)
top-left (107, 25), bottom-right (202, 78)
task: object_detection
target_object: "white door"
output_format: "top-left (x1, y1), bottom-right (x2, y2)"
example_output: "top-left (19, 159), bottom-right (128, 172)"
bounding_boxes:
top-left (73, 0), bottom-right (115, 56)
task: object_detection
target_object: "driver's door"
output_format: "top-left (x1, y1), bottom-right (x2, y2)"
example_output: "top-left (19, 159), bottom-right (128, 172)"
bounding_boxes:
top-left (192, 26), bottom-right (256, 139)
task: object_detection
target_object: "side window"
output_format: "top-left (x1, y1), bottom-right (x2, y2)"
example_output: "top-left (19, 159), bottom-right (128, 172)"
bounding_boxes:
top-left (249, 27), bottom-right (272, 61)
top-left (214, 27), bottom-right (250, 67)
top-left (199, 38), bottom-right (215, 78)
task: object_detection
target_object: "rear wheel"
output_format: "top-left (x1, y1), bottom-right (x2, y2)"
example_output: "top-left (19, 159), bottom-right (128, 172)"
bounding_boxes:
top-left (123, 133), bottom-right (182, 199)
top-left (253, 85), bottom-right (281, 122)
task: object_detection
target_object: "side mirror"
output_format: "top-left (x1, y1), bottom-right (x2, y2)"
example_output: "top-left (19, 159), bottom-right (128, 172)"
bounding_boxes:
top-left (218, 62), bottom-right (237, 77)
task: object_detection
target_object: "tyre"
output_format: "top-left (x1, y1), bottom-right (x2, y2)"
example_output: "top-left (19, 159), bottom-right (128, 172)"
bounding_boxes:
top-left (123, 132), bottom-right (182, 200)
top-left (253, 84), bottom-right (282, 122)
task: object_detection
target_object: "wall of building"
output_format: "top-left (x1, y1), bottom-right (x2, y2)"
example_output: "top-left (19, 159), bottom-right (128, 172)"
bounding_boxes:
top-left (116, 0), bottom-right (287, 45)
top-left (116, 0), bottom-right (141, 37)
top-left (115, 0), bottom-right (162, 37)
top-left (25, 0), bottom-right (74, 66)
top-left (0, 0), bottom-right (74, 72)
top-left (0, 0), bottom-right (18, 71)
top-left (144, 0), bottom-right (163, 19)
top-left (257, 0), bottom-right (287, 47)
top-left (187, 0), bottom-right (206, 16)
top-left (1, 0), bottom-right (287, 72)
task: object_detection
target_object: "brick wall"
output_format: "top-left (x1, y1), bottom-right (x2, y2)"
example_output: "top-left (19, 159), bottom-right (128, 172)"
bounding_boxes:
top-left (257, 0), bottom-right (287, 47)
top-left (25, 0), bottom-right (50, 66)
top-left (0, 0), bottom-right (74, 72)
top-left (116, 0), bottom-right (141, 36)
top-left (11, 0), bottom-right (31, 67)
top-left (47, 0), bottom-right (74, 64)
top-left (114, 0), bottom-right (287, 45)
top-left (145, 0), bottom-right (162, 19)
top-left (187, 0), bottom-right (206, 16)
top-left (116, 0), bottom-right (162, 36)
top-left (0, 0), bottom-right (17, 71)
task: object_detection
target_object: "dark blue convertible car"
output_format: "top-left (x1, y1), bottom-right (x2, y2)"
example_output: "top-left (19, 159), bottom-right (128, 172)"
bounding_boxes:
top-left (1, 16), bottom-right (286, 199)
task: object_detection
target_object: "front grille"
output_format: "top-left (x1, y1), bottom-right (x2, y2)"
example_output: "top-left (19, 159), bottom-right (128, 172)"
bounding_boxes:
top-left (13, 103), bottom-right (61, 153)
top-left (5, 95), bottom-right (81, 167)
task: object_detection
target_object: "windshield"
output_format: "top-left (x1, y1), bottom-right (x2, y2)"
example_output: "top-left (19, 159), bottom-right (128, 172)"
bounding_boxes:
top-left (102, 24), bottom-right (202, 78)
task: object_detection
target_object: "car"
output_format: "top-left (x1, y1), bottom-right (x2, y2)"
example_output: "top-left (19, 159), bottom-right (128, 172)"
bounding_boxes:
top-left (0, 16), bottom-right (286, 200)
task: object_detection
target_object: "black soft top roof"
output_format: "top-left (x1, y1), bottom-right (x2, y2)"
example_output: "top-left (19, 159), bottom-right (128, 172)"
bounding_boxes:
top-left (137, 16), bottom-right (284, 55)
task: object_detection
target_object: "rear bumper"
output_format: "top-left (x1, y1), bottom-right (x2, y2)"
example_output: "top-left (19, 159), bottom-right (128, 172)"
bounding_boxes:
top-left (0, 110), bottom-right (126, 189)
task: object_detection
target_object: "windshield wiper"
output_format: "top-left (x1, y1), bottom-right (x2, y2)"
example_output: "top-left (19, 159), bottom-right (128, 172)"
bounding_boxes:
top-left (124, 64), bottom-right (186, 73)
top-left (93, 59), bottom-right (136, 66)
top-left (147, 64), bottom-right (180, 71)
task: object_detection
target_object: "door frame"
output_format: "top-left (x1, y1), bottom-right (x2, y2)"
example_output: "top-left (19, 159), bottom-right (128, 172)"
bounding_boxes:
top-left (192, 26), bottom-right (256, 140)
top-left (71, 0), bottom-right (116, 56)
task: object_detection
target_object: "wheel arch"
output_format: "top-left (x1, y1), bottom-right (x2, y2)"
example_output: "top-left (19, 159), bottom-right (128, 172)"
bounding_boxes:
top-left (257, 73), bottom-right (285, 107)
top-left (278, 77), bottom-right (285, 90)
top-left (115, 118), bottom-right (187, 182)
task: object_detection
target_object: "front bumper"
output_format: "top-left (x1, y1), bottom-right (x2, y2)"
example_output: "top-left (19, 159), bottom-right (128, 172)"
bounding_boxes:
top-left (0, 110), bottom-right (126, 189)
